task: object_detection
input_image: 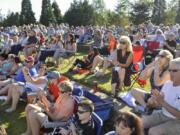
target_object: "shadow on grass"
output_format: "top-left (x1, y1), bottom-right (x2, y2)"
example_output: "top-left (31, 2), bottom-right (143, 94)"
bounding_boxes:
top-left (0, 101), bottom-right (26, 135)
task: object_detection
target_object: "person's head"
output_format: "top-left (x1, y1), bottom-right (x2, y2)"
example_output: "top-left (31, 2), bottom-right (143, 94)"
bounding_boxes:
top-left (169, 58), bottom-right (180, 86)
top-left (47, 71), bottom-right (61, 84)
top-left (38, 64), bottom-right (46, 76)
top-left (25, 56), bottom-right (35, 68)
top-left (8, 54), bottom-right (15, 62)
top-left (155, 50), bottom-right (173, 69)
top-left (115, 112), bottom-right (143, 135)
top-left (90, 47), bottom-right (99, 56)
top-left (58, 81), bottom-right (73, 95)
top-left (168, 32), bottom-right (176, 41)
top-left (118, 36), bottom-right (133, 52)
top-left (68, 33), bottom-right (75, 44)
top-left (106, 30), bottom-right (113, 39)
top-left (77, 100), bottom-right (94, 122)
top-left (155, 29), bottom-right (163, 35)
top-left (29, 30), bottom-right (37, 37)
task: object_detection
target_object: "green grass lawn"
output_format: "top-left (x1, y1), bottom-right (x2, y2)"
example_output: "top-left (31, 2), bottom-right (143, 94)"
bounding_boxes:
top-left (0, 47), bottom-right (150, 135)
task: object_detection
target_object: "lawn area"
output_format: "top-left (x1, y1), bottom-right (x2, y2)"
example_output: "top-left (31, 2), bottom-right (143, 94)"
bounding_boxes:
top-left (0, 45), bottom-right (151, 134)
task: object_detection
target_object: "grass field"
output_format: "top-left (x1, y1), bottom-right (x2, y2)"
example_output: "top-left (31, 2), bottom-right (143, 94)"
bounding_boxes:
top-left (0, 47), bottom-right (150, 135)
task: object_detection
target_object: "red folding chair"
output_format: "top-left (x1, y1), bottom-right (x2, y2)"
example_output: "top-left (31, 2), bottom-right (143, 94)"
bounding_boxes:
top-left (146, 41), bottom-right (160, 53)
top-left (127, 45), bottom-right (145, 90)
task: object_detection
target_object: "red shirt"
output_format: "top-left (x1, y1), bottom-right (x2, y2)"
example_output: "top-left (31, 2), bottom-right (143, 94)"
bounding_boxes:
top-left (48, 76), bottom-right (69, 101)
top-left (108, 37), bottom-right (117, 52)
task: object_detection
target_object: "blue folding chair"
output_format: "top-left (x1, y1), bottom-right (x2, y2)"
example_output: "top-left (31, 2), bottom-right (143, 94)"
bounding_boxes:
top-left (92, 112), bottom-right (103, 135)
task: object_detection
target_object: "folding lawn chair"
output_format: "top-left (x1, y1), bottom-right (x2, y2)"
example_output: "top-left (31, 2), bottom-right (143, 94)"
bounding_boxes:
top-left (92, 112), bottom-right (103, 135)
top-left (145, 41), bottom-right (160, 64)
top-left (128, 45), bottom-right (145, 89)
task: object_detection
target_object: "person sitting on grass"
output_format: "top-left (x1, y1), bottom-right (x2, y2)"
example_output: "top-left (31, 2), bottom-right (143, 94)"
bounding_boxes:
top-left (59, 99), bottom-right (95, 135)
top-left (131, 50), bottom-right (173, 113)
top-left (105, 111), bottom-right (144, 135)
top-left (22, 81), bottom-right (75, 135)
top-left (68, 47), bottom-right (99, 72)
top-left (0, 56), bottom-right (37, 96)
top-left (143, 57), bottom-right (180, 135)
top-left (1, 65), bottom-right (47, 112)
top-left (90, 42), bottom-right (117, 77)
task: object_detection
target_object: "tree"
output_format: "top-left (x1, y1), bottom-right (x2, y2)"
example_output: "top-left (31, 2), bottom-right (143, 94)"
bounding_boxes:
top-left (152, 0), bottom-right (166, 24)
top-left (92, 0), bottom-right (106, 25)
top-left (52, 1), bottom-right (63, 24)
top-left (92, 0), bottom-right (105, 13)
top-left (176, 0), bottom-right (180, 23)
top-left (3, 12), bottom-right (20, 26)
top-left (19, 0), bottom-right (36, 25)
top-left (130, 1), bottom-right (151, 25)
top-left (40, 0), bottom-right (56, 26)
top-left (64, 0), bottom-right (94, 26)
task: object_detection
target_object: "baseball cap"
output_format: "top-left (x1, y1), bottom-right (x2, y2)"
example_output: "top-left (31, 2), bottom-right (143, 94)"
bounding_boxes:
top-left (47, 71), bottom-right (61, 79)
top-left (25, 56), bottom-right (35, 63)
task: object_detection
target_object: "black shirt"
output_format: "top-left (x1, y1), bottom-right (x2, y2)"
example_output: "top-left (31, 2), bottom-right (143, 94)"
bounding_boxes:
top-left (75, 116), bottom-right (95, 135)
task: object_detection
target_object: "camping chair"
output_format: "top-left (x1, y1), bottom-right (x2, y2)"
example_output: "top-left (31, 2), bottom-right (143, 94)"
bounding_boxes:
top-left (40, 96), bottom-right (79, 135)
top-left (128, 45), bottom-right (145, 89)
top-left (145, 41), bottom-right (160, 64)
top-left (72, 87), bottom-right (113, 122)
top-left (92, 112), bottom-right (103, 135)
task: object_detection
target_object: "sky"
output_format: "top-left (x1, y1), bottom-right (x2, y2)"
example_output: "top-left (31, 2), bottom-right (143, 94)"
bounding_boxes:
top-left (0, 0), bottom-right (118, 20)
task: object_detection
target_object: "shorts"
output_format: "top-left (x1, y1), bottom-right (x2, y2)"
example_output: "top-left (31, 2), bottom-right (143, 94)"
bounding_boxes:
top-left (42, 115), bottom-right (71, 128)
top-left (144, 93), bottom-right (151, 103)
top-left (21, 87), bottom-right (33, 99)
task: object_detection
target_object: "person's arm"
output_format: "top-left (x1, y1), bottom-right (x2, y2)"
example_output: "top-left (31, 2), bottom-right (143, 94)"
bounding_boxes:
top-left (152, 89), bottom-right (180, 119)
top-left (22, 67), bottom-right (46, 84)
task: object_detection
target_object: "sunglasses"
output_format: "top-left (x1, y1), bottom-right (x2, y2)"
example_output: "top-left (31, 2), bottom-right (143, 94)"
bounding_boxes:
top-left (119, 41), bottom-right (127, 45)
top-left (169, 69), bottom-right (180, 73)
top-left (157, 55), bottom-right (166, 58)
top-left (77, 110), bottom-right (87, 114)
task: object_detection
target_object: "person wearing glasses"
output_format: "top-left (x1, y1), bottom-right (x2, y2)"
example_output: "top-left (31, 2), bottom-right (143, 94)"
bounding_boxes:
top-left (143, 57), bottom-right (180, 135)
top-left (59, 100), bottom-right (95, 135)
top-left (22, 81), bottom-right (75, 135)
top-left (111, 36), bottom-right (133, 97)
top-left (131, 50), bottom-right (173, 113)
top-left (105, 112), bottom-right (144, 135)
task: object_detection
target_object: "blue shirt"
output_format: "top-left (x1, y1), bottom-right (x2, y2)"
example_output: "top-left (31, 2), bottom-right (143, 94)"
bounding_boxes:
top-left (14, 67), bottom-right (37, 82)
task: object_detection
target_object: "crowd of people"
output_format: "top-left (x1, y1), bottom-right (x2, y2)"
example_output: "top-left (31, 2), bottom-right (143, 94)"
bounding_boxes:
top-left (0, 21), bottom-right (180, 135)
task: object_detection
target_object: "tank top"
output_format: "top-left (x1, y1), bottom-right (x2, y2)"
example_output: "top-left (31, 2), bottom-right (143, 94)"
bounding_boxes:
top-left (117, 49), bottom-right (133, 69)
top-left (150, 67), bottom-right (168, 91)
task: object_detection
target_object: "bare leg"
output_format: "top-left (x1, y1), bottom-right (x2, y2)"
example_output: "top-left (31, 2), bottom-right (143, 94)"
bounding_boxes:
top-left (102, 60), bottom-right (111, 74)
top-left (2, 86), bottom-right (13, 105)
top-left (0, 79), bottom-right (11, 95)
top-left (111, 83), bottom-right (117, 96)
top-left (5, 85), bottom-right (23, 112)
top-left (131, 88), bottom-right (147, 107)
top-left (29, 110), bottom-right (46, 135)
top-left (22, 104), bottom-right (43, 135)
top-left (91, 55), bottom-right (103, 71)
top-left (118, 68), bottom-right (125, 90)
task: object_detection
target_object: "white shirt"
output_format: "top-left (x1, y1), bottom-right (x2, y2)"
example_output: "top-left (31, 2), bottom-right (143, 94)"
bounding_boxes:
top-left (25, 76), bottom-right (47, 92)
top-left (162, 81), bottom-right (180, 119)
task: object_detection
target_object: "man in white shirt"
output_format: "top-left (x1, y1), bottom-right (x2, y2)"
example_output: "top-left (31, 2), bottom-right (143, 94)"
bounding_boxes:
top-left (143, 58), bottom-right (180, 135)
